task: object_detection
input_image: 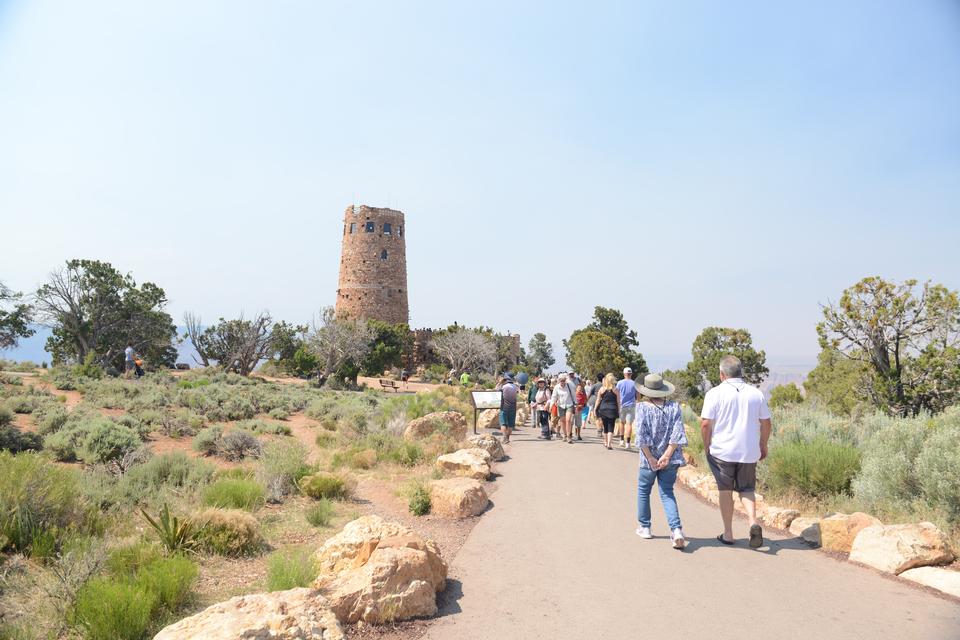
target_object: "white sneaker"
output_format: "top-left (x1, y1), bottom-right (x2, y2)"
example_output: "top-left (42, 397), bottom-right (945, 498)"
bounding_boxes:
top-left (671, 528), bottom-right (686, 550)
top-left (620, 440), bottom-right (628, 449)
top-left (636, 526), bottom-right (653, 539)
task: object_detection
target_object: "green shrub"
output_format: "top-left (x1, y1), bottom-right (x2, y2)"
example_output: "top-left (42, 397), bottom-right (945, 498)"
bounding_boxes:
top-left (268, 408), bottom-right (290, 421)
top-left (331, 447), bottom-right (379, 470)
top-left (192, 425), bottom-right (223, 456)
top-left (192, 508), bottom-right (264, 556)
top-left (122, 452), bottom-right (215, 501)
top-left (385, 441), bottom-right (423, 467)
top-left (305, 499), bottom-right (334, 527)
top-left (239, 419), bottom-right (291, 436)
top-left (916, 425), bottom-right (960, 518)
top-left (202, 478), bottom-right (265, 511)
top-left (43, 416), bottom-right (140, 463)
top-left (74, 578), bottom-right (155, 640)
top-left (106, 541), bottom-right (161, 577)
top-left (0, 426), bottom-right (42, 453)
top-left (314, 432), bottom-right (336, 448)
top-left (0, 406), bottom-right (12, 427)
top-left (300, 472), bottom-right (349, 500)
top-left (764, 437), bottom-right (861, 497)
top-left (266, 547), bottom-right (318, 591)
top-left (218, 430), bottom-right (262, 461)
top-left (137, 555), bottom-right (198, 612)
top-left (852, 413), bottom-right (929, 508)
top-left (5, 395), bottom-right (39, 414)
top-left (408, 486), bottom-right (431, 516)
top-left (0, 452), bottom-right (100, 553)
top-left (258, 439), bottom-right (310, 503)
top-left (36, 406), bottom-right (68, 435)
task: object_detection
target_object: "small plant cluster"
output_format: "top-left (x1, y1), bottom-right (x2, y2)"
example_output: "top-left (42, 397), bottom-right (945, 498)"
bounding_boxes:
top-left (192, 426), bottom-right (263, 461)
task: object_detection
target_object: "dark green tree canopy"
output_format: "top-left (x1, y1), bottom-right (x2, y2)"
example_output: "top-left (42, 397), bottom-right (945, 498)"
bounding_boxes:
top-left (526, 332), bottom-right (555, 375)
top-left (565, 330), bottom-right (625, 379)
top-left (0, 281), bottom-right (33, 350)
top-left (360, 321), bottom-right (411, 376)
top-left (818, 276), bottom-right (960, 416)
top-left (566, 306), bottom-right (647, 376)
top-left (769, 383), bottom-right (804, 409)
top-left (686, 326), bottom-right (768, 389)
top-left (804, 348), bottom-right (868, 416)
top-left (34, 260), bottom-right (176, 369)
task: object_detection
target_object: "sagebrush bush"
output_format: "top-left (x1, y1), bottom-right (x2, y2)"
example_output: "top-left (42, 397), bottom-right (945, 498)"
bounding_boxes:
top-left (851, 413), bottom-right (929, 508)
top-left (192, 425), bottom-right (223, 456)
top-left (238, 419), bottom-right (291, 436)
top-left (192, 508), bottom-right (264, 556)
top-left (257, 439), bottom-right (310, 503)
top-left (0, 406), bottom-right (12, 427)
top-left (300, 472), bottom-right (350, 500)
top-left (43, 416), bottom-right (140, 463)
top-left (202, 478), bottom-right (265, 511)
top-left (764, 437), bottom-right (861, 497)
top-left (331, 447), bottom-right (379, 470)
top-left (136, 555), bottom-right (198, 612)
top-left (0, 452), bottom-right (100, 552)
top-left (36, 406), bottom-right (68, 435)
top-left (268, 407), bottom-right (290, 421)
top-left (305, 499), bottom-right (334, 527)
top-left (916, 425), bottom-right (960, 518)
top-left (0, 426), bottom-right (42, 453)
top-left (122, 452), bottom-right (215, 502)
top-left (266, 547), bottom-right (318, 591)
top-left (218, 430), bottom-right (262, 461)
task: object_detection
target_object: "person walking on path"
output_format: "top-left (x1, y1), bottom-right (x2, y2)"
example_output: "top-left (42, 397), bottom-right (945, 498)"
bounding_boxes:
top-left (593, 373), bottom-right (620, 449)
top-left (550, 373), bottom-right (577, 443)
top-left (533, 378), bottom-right (552, 439)
top-left (124, 342), bottom-right (137, 379)
top-left (527, 381), bottom-right (539, 427)
top-left (634, 373), bottom-right (688, 549)
top-left (586, 373), bottom-right (602, 436)
top-left (497, 374), bottom-right (519, 444)
top-left (700, 355), bottom-right (772, 548)
top-left (575, 382), bottom-right (588, 441)
top-left (616, 368), bottom-right (638, 449)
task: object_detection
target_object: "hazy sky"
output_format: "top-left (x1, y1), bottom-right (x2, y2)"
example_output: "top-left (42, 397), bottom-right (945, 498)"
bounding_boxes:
top-left (2, 1), bottom-right (959, 369)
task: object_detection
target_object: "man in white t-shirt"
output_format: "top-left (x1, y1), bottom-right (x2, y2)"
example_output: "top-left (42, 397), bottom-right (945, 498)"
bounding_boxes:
top-left (700, 355), bottom-right (772, 549)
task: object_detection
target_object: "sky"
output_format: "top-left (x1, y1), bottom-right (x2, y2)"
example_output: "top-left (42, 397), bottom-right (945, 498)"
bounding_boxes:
top-left (1, 0), bottom-right (959, 371)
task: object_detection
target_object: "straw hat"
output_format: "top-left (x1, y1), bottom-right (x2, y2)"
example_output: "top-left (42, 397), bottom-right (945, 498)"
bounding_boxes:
top-left (636, 373), bottom-right (675, 398)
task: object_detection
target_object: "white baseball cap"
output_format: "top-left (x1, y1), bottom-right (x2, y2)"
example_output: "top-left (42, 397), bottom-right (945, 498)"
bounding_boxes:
top-left (623, 367), bottom-right (632, 374)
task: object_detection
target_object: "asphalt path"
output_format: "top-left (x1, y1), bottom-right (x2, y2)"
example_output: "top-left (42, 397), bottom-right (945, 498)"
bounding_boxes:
top-left (425, 423), bottom-right (960, 640)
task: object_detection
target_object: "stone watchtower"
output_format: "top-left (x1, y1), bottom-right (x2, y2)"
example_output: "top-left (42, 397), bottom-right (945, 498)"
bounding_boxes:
top-left (335, 205), bottom-right (409, 325)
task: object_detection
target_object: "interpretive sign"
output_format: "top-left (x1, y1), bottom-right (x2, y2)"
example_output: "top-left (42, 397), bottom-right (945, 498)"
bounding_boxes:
top-left (470, 390), bottom-right (503, 435)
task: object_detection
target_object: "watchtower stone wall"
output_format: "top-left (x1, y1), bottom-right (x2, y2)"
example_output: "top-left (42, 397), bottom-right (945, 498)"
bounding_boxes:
top-left (335, 205), bottom-right (409, 325)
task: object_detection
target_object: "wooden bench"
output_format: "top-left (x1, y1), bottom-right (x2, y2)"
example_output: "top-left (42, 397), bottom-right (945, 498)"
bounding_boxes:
top-left (379, 379), bottom-right (401, 392)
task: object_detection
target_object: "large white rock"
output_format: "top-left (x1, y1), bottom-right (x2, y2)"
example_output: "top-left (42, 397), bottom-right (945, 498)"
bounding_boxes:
top-left (900, 566), bottom-right (960, 599)
top-left (153, 588), bottom-right (343, 640)
top-left (789, 517), bottom-right (821, 546)
top-left (436, 448), bottom-right (492, 480)
top-left (849, 522), bottom-right (954, 575)
top-left (819, 512), bottom-right (882, 553)
top-left (429, 477), bottom-right (489, 518)
top-left (466, 434), bottom-right (505, 461)
top-left (403, 411), bottom-right (467, 441)
top-left (312, 516), bottom-right (447, 624)
top-left (476, 409), bottom-right (500, 430)
top-left (762, 507), bottom-right (801, 530)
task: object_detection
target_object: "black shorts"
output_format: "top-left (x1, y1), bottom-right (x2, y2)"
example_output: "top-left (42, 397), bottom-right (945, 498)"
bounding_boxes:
top-left (707, 453), bottom-right (757, 493)
top-left (599, 416), bottom-right (616, 434)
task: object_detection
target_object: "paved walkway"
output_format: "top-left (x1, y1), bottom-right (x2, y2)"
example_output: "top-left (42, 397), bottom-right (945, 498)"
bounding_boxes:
top-left (426, 424), bottom-right (960, 640)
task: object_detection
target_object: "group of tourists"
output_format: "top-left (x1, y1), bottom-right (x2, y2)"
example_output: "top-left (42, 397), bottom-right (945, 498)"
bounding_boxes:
top-left (525, 367), bottom-right (640, 447)
top-left (494, 354), bottom-right (772, 552)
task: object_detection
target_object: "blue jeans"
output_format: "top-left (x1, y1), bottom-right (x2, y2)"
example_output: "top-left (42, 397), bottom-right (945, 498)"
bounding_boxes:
top-left (637, 465), bottom-right (682, 530)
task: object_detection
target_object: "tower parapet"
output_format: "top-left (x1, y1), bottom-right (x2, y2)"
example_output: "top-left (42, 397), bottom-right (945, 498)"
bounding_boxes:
top-left (335, 205), bottom-right (409, 325)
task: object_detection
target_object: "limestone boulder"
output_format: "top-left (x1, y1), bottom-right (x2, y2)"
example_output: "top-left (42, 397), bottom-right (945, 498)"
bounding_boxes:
top-left (477, 409), bottom-right (500, 430)
top-left (789, 517), bottom-right (821, 546)
top-left (819, 512), bottom-right (882, 553)
top-left (849, 522), bottom-right (954, 575)
top-left (153, 588), bottom-right (343, 640)
top-left (466, 434), bottom-right (505, 461)
top-left (676, 466), bottom-right (701, 487)
top-left (429, 477), bottom-right (489, 518)
top-left (403, 411), bottom-right (467, 442)
top-left (436, 448), bottom-right (492, 480)
top-left (313, 516), bottom-right (447, 624)
top-left (762, 507), bottom-right (801, 530)
top-left (900, 567), bottom-right (960, 599)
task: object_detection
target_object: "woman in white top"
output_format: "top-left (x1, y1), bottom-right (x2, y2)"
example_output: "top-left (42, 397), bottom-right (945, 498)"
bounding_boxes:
top-left (550, 373), bottom-right (577, 444)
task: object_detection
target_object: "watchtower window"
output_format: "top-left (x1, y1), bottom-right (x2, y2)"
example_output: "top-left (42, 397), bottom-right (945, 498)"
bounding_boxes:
top-left (383, 222), bottom-right (392, 235)
top-left (380, 249), bottom-right (388, 261)
top-left (349, 222), bottom-right (357, 234)
top-left (399, 225), bottom-right (403, 237)
top-left (365, 221), bottom-right (375, 232)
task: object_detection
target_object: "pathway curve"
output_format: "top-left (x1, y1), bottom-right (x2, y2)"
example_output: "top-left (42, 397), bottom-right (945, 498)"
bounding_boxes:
top-left (426, 425), bottom-right (960, 640)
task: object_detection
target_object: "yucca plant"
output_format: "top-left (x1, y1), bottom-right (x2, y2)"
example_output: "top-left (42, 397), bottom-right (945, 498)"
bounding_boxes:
top-left (140, 503), bottom-right (197, 553)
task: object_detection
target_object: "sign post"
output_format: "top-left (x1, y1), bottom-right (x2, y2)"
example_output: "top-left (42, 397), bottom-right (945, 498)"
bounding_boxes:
top-left (470, 390), bottom-right (503, 435)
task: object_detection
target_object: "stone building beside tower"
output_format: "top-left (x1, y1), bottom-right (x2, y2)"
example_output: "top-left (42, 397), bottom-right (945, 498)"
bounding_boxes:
top-left (335, 205), bottom-right (408, 325)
